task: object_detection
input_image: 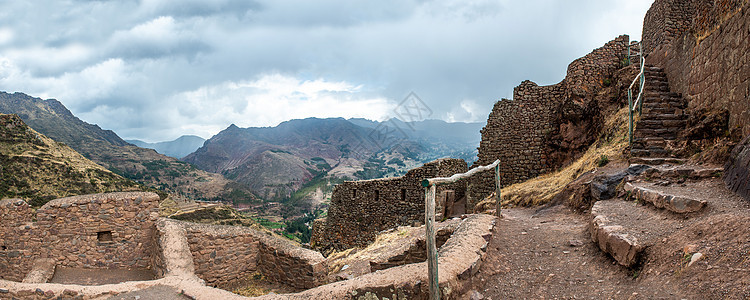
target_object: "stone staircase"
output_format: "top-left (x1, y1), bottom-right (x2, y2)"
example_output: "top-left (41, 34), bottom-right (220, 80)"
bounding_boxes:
top-left (589, 165), bottom-right (745, 268)
top-left (630, 66), bottom-right (688, 165)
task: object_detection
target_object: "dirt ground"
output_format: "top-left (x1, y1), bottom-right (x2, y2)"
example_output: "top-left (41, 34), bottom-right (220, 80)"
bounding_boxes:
top-left (467, 175), bottom-right (750, 299)
top-left (467, 206), bottom-right (684, 300)
top-left (107, 285), bottom-right (191, 300)
top-left (49, 267), bottom-right (155, 286)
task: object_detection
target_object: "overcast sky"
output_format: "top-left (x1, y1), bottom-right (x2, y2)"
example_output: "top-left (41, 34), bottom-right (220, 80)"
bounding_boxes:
top-left (0, 0), bottom-right (653, 142)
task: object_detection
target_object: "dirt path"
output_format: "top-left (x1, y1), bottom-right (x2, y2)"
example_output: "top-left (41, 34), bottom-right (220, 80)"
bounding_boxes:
top-left (468, 206), bottom-right (683, 300)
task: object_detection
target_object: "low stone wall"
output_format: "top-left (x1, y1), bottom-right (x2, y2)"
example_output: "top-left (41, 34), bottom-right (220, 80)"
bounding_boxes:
top-left (725, 134), bottom-right (750, 201)
top-left (313, 158), bottom-right (468, 251)
top-left (175, 220), bottom-right (327, 291)
top-left (183, 223), bottom-right (260, 289)
top-left (0, 213), bottom-right (495, 300)
top-left (257, 235), bottom-right (327, 290)
top-left (264, 214), bottom-right (496, 300)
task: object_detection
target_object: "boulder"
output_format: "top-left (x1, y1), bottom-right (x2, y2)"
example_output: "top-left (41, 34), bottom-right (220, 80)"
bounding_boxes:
top-left (591, 164), bottom-right (653, 201)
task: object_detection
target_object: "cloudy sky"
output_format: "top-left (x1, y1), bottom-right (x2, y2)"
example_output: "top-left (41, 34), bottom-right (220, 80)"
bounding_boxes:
top-left (0, 0), bottom-right (653, 142)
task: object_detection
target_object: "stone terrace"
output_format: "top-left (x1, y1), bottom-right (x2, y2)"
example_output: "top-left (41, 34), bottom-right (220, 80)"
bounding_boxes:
top-left (0, 209), bottom-right (496, 299)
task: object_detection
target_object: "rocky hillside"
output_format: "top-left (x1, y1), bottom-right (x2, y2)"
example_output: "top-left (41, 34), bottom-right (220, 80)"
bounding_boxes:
top-left (0, 114), bottom-right (140, 206)
top-left (184, 118), bottom-right (481, 202)
top-left (127, 135), bottom-right (206, 159)
top-left (0, 92), bottom-right (257, 203)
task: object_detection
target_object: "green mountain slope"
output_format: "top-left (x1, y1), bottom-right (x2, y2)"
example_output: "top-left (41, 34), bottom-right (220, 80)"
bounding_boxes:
top-left (0, 114), bottom-right (140, 206)
top-left (0, 91), bottom-right (258, 203)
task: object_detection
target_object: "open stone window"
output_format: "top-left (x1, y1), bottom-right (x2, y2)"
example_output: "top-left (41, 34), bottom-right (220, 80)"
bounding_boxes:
top-left (97, 231), bottom-right (113, 243)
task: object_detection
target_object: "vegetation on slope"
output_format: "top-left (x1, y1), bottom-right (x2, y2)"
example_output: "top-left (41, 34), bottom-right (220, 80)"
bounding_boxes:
top-left (0, 92), bottom-right (258, 204)
top-left (0, 114), bottom-right (140, 206)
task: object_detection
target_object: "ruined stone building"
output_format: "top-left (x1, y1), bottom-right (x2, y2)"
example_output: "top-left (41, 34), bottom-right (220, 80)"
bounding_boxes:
top-left (311, 158), bottom-right (468, 251)
top-left (0, 192), bottom-right (160, 282)
top-left (466, 35), bottom-right (630, 208)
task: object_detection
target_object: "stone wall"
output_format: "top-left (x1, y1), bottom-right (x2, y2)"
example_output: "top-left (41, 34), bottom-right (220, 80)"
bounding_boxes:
top-left (183, 224), bottom-right (260, 290)
top-left (724, 134), bottom-right (750, 200)
top-left (0, 199), bottom-right (38, 282)
top-left (0, 192), bottom-right (160, 282)
top-left (468, 36), bottom-right (629, 206)
top-left (312, 158), bottom-right (468, 251)
top-left (644, 0), bottom-right (750, 137)
top-left (179, 221), bottom-right (326, 291)
top-left (36, 192), bottom-right (159, 269)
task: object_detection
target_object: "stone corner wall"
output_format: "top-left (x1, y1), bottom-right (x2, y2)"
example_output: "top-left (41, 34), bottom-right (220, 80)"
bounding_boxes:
top-left (0, 192), bottom-right (160, 282)
top-left (643, 0), bottom-right (750, 138)
top-left (315, 158), bottom-right (468, 251)
top-left (177, 220), bottom-right (326, 291)
top-left (468, 35), bottom-right (629, 206)
top-left (36, 192), bottom-right (160, 269)
top-left (724, 134), bottom-right (750, 201)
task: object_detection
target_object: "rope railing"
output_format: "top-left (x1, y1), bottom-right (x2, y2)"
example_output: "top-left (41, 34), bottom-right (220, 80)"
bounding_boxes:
top-left (627, 41), bottom-right (646, 146)
top-left (421, 159), bottom-right (501, 300)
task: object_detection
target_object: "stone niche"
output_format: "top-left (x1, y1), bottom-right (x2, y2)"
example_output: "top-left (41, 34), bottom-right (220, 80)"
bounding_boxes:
top-left (0, 192), bottom-right (160, 283)
top-left (311, 158), bottom-right (468, 251)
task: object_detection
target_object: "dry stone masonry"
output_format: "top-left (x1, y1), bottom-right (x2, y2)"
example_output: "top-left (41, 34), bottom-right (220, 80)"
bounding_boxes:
top-left (644, 0), bottom-right (750, 137)
top-left (724, 134), bottom-right (750, 201)
top-left (0, 192), bottom-right (160, 282)
top-left (467, 36), bottom-right (629, 207)
top-left (180, 220), bottom-right (327, 291)
top-left (0, 192), bottom-right (496, 300)
top-left (312, 158), bottom-right (468, 251)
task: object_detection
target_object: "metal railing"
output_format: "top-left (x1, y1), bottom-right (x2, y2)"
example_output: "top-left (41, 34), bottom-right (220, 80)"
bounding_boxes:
top-left (420, 159), bottom-right (501, 300)
top-left (627, 41), bottom-right (646, 146)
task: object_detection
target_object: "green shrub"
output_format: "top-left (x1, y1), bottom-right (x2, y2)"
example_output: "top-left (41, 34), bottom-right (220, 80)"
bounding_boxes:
top-left (597, 155), bottom-right (610, 167)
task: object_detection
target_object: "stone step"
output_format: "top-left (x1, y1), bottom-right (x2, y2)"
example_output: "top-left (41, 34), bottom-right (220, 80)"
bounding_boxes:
top-left (634, 134), bottom-right (678, 141)
top-left (634, 127), bottom-right (682, 135)
top-left (630, 148), bottom-right (670, 158)
top-left (624, 183), bottom-right (707, 213)
top-left (640, 113), bottom-right (687, 121)
top-left (633, 137), bottom-right (667, 147)
top-left (638, 119), bottom-right (687, 127)
top-left (590, 197), bottom-right (696, 267)
top-left (642, 107), bottom-right (681, 115)
top-left (628, 157), bottom-right (686, 165)
top-left (645, 166), bottom-right (724, 180)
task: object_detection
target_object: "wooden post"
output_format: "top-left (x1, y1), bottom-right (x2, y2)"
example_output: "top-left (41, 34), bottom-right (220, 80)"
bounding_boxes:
top-left (495, 164), bottom-right (501, 217)
top-left (420, 159), bottom-right (499, 300)
top-left (425, 184), bottom-right (439, 300)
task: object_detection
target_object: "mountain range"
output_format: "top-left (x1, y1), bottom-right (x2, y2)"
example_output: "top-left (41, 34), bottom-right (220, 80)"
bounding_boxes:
top-left (127, 135), bottom-right (206, 159)
top-left (0, 91), bottom-right (483, 217)
top-left (183, 117), bottom-right (482, 207)
top-left (0, 92), bottom-right (257, 203)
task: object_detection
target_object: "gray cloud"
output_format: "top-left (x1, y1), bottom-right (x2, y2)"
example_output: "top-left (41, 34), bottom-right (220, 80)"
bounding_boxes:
top-left (0, 0), bottom-right (653, 142)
